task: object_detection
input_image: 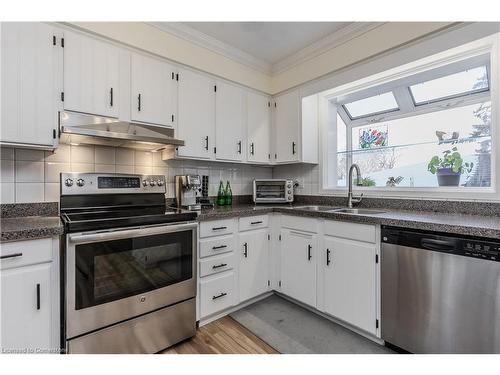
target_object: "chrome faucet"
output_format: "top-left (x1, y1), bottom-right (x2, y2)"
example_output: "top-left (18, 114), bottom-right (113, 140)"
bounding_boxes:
top-left (347, 164), bottom-right (363, 208)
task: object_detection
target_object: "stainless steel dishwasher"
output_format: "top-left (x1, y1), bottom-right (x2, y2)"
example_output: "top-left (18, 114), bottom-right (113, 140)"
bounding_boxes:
top-left (381, 226), bottom-right (500, 353)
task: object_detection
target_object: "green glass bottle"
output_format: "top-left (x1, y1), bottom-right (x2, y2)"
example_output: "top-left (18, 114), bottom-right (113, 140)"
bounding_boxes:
top-left (225, 181), bottom-right (232, 206)
top-left (217, 181), bottom-right (226, 206)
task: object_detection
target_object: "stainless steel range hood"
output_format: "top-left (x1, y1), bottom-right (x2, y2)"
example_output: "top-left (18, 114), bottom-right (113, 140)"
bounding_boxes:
top-left (59, 111), bottom-right (184, 151)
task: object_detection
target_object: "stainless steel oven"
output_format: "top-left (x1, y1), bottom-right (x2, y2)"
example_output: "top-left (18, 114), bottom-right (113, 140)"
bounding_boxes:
top-left (253, 179), bottom-right (294, 203)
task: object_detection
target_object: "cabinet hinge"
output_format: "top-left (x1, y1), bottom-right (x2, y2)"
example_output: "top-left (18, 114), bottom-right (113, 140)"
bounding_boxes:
top-left (214, 147), bottom-right (217, 154)
top-left (214, 85), bottom-right (217, 92)
top-left (375, 254), bottom-right (379, 263)
top-left (278, 281), bottom-right (282, 287)
top-left (52, 35), bottom-right (56, 46)
top-left (176, 73), bottom-right (179, 81)
top-left (267, 280), bottom-right (270, 286)
top-left (376, 319), bottom-right (379, 329)
top-left (52, 129), bottom-right (56, 139)
top-left (279, 234), bottom-right (282, 241)
top-left (60, 92), bottom-right (64, 102)
top-left (61, 37), bottom-right (64, 48)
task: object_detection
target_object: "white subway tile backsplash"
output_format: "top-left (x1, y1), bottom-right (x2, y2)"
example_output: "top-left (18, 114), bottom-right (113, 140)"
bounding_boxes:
top-left (71, 145), bottom-right (95, 164)
top-left (95, 164), bottom-right (116, 173)
top-left (134, 165), bottom-right (153, 175)
top-left (95, 146), bottom-right (116, 165)
top-left (16, 183), bottom-right (44, 203)
top-left (1, 160), bottom-right (14, 183)
top-left (0, 183), bottom-right (15, 203)
top-left (116, 148), bottom-right (134, 165)
top-left (152, 152), bottom-right (167, 167)
top-left (15, 161), bottom-right (44, 182)
top-left (44, 183), bottom-right (60, 202)
top-left (116, 165), bottom-right (134, 174)
top-left (152, 167), bottom-right (168, 178)
top-left (45, 144), bottom-right (71, 163)
top-left (15, 148), bottom-right (44, 161)
top-left (71, 163), bottom-right (94, 173)
top-left (134, 151), bottom-right (152, 166)
top-left (45, 162), bottom-right (71, 183)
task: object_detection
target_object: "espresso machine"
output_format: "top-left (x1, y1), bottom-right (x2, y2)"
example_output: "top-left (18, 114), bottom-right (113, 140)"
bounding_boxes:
top-left (175, 175), bottom-right (202, 210)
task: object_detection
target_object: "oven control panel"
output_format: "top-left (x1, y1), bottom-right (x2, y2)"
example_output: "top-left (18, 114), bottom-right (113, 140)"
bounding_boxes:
top-left (61, 173), bottom-right (166, 195)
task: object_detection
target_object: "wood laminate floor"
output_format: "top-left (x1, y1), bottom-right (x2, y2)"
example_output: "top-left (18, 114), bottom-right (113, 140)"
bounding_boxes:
top-left (162, 316), bottom-right (279, 354)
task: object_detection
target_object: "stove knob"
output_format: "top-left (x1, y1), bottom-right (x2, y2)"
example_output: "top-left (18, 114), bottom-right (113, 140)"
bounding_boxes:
top-left (76, 178), bottom-right (85, 187)
top-left (142, 180), bottom-right (148, 187)
top-left (149, 180), bottom-right (156, 186)
top-left (157, 180), bottom-right (164, 186)
top-left (65, 178), bottom-right (74, 187)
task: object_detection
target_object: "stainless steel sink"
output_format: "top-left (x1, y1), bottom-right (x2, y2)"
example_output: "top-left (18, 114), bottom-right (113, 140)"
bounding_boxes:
top-left (333, 208), bottom-right (386, 215)
top-left (293, 205), bottom-right (341, 212)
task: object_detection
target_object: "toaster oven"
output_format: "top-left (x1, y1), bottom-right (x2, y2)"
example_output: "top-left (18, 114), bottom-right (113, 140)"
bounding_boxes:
top-left (253, 179), bottom-right (294, 203)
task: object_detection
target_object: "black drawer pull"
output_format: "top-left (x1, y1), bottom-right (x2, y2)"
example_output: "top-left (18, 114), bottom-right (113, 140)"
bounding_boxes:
top-left (243, 242), bottom-right (248, 258)
top-left (237, 140), bottom-right (242, 154)
top-left (308, 244), bottom-right (312, 261)
top-left (36, 283), bottom-right (41, 310)
top-left (110, 87), bottom-right (114, 107)
top-left (212, 292), bottom-right (227, 300)
top-left (205, 136), bottom-right (209, 150)
top-left (137, 93), bottom-right (142, 112)
top-left (212, 226), bottom-right (227, 231)
top-left (251, 221), bottom-right (263, 225)
top-left (1, 252), bottom-right (23, 260)
top-left (212, 245), bottom-right (228, 250)
top-left (292, 141), bottom-right (296, 155)
top-left (212, 263), bottom-right (228, 270)
top-left (326, 248), bottom-right (331, 266)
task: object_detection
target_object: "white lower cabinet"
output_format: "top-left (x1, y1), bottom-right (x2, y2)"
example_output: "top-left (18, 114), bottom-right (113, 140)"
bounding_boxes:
top-left (238, 228), bottom-right (270, 302)
top-left (199, 271), bottom-right (235, 318)
top-left (322, 235), bottom-right (378, 335)
top-left (0, 237), bottom-right (59, 352)
top-left (280, 228), bottom-right (317, 308)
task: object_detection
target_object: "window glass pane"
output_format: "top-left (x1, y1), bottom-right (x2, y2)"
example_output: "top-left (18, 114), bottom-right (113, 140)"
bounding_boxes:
top-left (343, 92), bottom-right (398, 119)
top-left (410, 66), bottom-right (489, 105)
top-left (346, 101), bottom-right (491, 188)
top-left (336, 114), bottom-right (347, 187)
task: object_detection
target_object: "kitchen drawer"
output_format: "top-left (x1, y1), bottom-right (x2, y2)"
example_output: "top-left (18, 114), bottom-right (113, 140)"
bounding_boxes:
top-left (324, 220), bottom-right (376, 243)
top-left (239, 215), bottom-right (269, 232)
top-left (199, 271), bottom-right (235, 318)
top-left (281, 215), bottom-right (318, 233)
top-left (199, 235), bottom-right (236, 258)
top-left (0, 237), bottom-right (53, 270)
top-left (199, 219), bottom-right (235, 238)
top-left (199, 252), bottom-right (235, 277)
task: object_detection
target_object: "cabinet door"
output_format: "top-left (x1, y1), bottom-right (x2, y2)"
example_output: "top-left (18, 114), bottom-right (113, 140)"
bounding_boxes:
top-left (274, 90), bottom-right (300, 163)
top-left (0, 263), bottom-right (52, 350)
top-left (215, 81), bottom-right (245, 162)
top-left (64, 30), bottom-right (120, 118)
top-left (239, 229), bottom-right (270, 302)
top-left (247, 91), bottom-right (271, 163)
top-left (280, 229), bottom-right (316, 307)
top-left (323, 236), bottom-right (377, 334)
top-left (131, 53), bottom-right (175, 126)
top-left (176, 68), bottom-right (215, 159)
top-left (1, 22), bottom-right (62, 147)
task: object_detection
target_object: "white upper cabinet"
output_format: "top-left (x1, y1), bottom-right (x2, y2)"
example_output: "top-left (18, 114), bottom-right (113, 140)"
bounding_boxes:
top-left (247, 91), bottom-right (271, 163)
top-left (1, 22), bottom-right (62, 148)
top-left (273, 90), bottom-right (300, 163)
top-left (215, 81), bottom-right (245, 162)
top-left (176, 68), bottom-right (216, 159)
top-left (63, 30), bottom-right (120, 118)
top-left (130, 53), bottom-right (176, 127)
top-left (322, 235), bottom-right (377, 335)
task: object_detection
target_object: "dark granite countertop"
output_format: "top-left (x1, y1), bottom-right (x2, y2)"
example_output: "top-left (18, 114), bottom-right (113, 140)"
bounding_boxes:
top-left (0, 216), bottom-right (64, 243)
top-left (197, 204), bottom-right (500, 239)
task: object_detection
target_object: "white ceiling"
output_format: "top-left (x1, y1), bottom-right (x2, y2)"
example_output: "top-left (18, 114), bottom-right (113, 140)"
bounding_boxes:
top-left (182, 22), bottom-right (350, 64)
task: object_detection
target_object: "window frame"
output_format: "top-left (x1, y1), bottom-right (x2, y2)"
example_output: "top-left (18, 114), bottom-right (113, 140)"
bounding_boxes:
top-left (318, 33), bottom-right (500, 200)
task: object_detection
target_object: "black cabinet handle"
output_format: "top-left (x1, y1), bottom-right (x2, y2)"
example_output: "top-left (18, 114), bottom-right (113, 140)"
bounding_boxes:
top-left (250, 142), bottom-right (255, 155)
top-left (36, 283), bottom-right (40, 310)
top-left (326, 248), bottom-right (331, 266)
top-left (292, 142), bottom-right (296, 155)
top-left (212, 245), bottom-right (227, 250)
top-left (110, 87), bottom-right (114, 107)
top-left (212, 263), bottom-right (228, 270)
top-left (205, 136), bottom-right (209, 150)
top-left (137, 94), bottom-right (142, 112)
top-left (237, 140), bottom-right (242, 154)
top-left (251, 221), bottom-right (263, 225)
top-left (0, 252), bottom-right (23, 260)
top-left (243, 242), bottom-right (248, 258)
top-left (212, 226), bottom-right (227, 231)
top-left (308, 244), bottom-right (312, 261)
top-left (212, 292), bottom-right (227, 300)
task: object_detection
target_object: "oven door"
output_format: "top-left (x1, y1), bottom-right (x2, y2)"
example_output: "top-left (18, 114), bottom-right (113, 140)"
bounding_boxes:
top-left (65, 222), bottom-right (197, 339)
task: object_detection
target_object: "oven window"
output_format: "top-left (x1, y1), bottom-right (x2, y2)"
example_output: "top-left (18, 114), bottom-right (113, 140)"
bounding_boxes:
top-left (74, 230), bottom-right (193, 310)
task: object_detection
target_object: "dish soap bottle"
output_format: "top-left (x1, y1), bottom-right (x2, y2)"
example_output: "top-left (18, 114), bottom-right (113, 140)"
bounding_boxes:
top-left (217, 181), bottom-right (226, 206)
top-left (225, 181), bottom-right (232, 206)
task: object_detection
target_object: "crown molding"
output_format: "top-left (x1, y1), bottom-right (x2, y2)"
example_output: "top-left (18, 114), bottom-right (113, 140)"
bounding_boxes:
top-left (148, 22), bottom-right (273, 75)
top-left (271, 22), bottom-right (385, 75)
top-left (148, 22), bottom-right (386, 77)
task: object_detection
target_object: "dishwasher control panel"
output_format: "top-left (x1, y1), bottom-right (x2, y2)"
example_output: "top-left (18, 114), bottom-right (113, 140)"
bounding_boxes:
top-left (462, 241), bottom-right (500, 261)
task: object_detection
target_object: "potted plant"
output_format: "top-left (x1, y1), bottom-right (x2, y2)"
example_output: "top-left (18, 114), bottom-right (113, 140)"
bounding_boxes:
top-left (427, 147), bottom-right (473, 186)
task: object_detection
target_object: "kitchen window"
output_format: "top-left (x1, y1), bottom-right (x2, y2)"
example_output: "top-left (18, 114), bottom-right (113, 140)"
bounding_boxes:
top-left (323, 42), bottom-right (497, 195)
